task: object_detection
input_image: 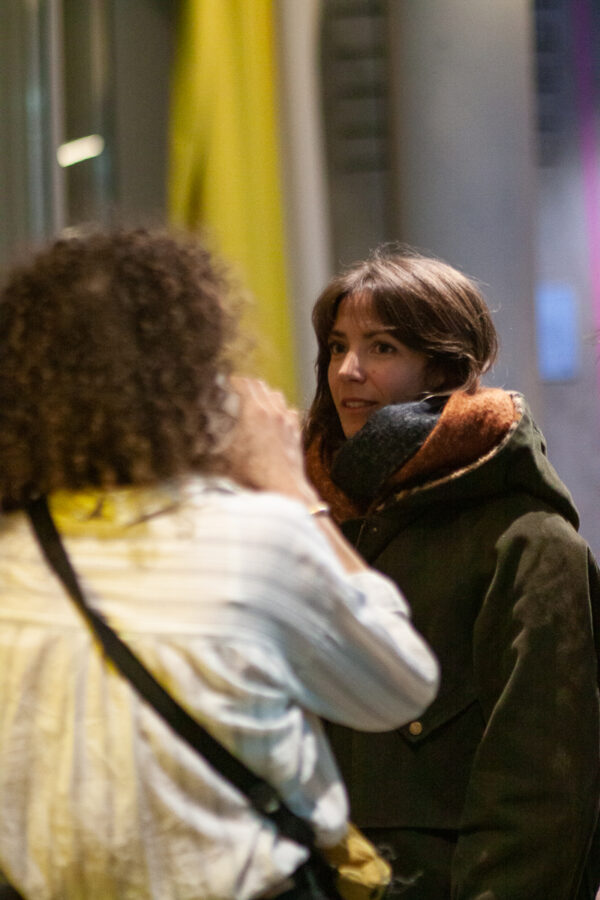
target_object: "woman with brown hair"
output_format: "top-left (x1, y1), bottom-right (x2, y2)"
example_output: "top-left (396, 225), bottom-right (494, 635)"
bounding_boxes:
top-left (0, 230), bottom-right (439, 899)
top-left (304, 246), bottom-right (600, 899)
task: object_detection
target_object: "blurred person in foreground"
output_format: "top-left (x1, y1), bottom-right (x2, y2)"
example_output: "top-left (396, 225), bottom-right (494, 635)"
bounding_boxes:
top-left (0, 230), bottom-right (438, 900)
top-left (303, 246), bottom-right (600, 900)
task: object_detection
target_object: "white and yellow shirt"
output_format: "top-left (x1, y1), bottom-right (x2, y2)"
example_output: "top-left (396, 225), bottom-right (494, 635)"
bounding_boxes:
top-left (0, 476), bottom-right (437, 900)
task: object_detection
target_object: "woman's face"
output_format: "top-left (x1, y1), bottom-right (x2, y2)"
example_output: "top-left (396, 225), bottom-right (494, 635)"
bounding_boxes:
top-left (327, 295), bottom-right (437, 439)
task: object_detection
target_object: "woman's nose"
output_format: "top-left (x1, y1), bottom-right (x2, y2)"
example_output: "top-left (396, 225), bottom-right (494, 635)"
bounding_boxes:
top-left (338, 351), bottom-right (365, 381)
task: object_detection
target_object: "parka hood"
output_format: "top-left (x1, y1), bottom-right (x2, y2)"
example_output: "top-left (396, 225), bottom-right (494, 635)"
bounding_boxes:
top-left (385, 392), bottom-right (578, 528)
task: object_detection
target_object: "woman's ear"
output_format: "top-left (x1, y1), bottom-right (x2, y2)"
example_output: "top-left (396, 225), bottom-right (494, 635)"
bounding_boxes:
top-left (425, 361), bottom-right (447, 393)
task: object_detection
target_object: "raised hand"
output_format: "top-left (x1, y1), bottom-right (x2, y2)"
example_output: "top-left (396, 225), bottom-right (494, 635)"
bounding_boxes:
top-left (223, 377), bottom-right (319, 505)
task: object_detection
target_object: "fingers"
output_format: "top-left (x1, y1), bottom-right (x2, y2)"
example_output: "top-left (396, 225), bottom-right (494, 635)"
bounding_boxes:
top-left (230, 376), bottom-right (297, 419)
top-left (222, 376), bottom-right (307, 495)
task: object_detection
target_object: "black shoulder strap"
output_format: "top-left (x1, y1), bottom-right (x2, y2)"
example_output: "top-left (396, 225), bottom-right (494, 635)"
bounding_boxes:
top-left (25, 496), bottom-right (315, 849)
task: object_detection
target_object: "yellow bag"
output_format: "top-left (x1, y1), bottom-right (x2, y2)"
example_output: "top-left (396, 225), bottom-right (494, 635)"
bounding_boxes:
top-left (322, 822), bottom-right (392, 900)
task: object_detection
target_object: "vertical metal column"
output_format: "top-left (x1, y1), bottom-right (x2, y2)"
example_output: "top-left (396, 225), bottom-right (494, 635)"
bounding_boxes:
top-left (387, 0), bottom-right (539, 405)
top-left (0, 0), bottom-right (65, 264)
top-left (23, 0), bottom-right (48, 241)
top-left (47, 0), bottom-right (67, 234)
top-left (275, 0), bottom-right (333, 404)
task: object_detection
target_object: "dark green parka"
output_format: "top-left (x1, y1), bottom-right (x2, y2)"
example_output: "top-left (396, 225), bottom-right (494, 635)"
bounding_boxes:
top-left (307, 388), bottom-right (600, 900)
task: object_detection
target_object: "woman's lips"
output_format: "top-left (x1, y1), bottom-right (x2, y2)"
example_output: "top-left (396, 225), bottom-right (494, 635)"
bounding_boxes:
top-left (341, 398), bottom-right (377, 409)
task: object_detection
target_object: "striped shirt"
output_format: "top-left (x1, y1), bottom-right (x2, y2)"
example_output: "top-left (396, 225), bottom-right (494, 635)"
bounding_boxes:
top-left (0, 475), bottom-right (438, 899)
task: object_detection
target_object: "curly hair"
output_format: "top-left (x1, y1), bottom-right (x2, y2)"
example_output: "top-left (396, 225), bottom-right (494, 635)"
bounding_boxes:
top-left (0, 228), bottom-right (239, 504)
top-left (304, 246), bottom-right (499, 458)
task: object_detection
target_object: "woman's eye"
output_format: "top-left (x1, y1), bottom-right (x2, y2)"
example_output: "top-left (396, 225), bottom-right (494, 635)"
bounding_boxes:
top-left (372, 341), bottom-right (397, 355)
top-left (328, 341), bottom-right (346, 355)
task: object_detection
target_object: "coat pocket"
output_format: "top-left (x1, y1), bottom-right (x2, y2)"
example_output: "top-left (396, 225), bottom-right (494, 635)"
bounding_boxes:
top-left (399, 680), bottom-right (480, 744)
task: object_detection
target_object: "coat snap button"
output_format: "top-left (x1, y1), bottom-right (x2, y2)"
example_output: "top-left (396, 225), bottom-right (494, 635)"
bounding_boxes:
top-left (408, 721), bottom-right (423, 736)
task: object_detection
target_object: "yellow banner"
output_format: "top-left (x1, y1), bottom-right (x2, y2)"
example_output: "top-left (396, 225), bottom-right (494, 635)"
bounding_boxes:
top-left (169, 0), bottom-right (297, 401)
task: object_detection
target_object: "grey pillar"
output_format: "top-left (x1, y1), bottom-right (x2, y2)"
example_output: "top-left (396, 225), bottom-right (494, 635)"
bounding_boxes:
top-left (275, 0), bottom-right (333, 408)
top-left (387, 0), bottom-right (539, 407)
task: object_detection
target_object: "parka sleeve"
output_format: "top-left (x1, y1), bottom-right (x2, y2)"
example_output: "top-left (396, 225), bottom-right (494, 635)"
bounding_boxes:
top-left (451, 513), bottom-right (600, 899)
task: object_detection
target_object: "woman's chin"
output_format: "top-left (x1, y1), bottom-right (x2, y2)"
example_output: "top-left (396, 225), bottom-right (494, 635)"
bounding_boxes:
top-left (340, 414), bottom-right (371, 439)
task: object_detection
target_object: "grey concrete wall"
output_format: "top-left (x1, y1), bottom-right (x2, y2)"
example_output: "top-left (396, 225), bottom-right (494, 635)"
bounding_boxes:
top-left (387, 0), bottom-right (539, 407)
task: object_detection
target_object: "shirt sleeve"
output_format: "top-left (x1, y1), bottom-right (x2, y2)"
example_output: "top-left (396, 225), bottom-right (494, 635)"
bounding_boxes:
top-left (451, 513), bottom-right (600, 899)
top-left (246, 498), bottom-right (439, 733)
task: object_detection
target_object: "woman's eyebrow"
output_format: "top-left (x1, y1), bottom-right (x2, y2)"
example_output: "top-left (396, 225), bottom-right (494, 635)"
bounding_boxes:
top-left (367, 327), bottom-right (396, 336)
top-left (329, 326), bottom-right (396, 338)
